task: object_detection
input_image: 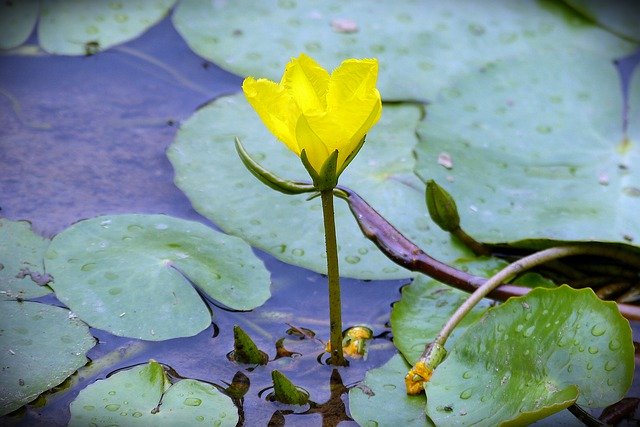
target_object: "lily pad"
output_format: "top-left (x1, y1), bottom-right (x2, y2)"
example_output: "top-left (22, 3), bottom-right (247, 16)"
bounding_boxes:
top-left (414, 52), bottom-right (640, 249)
top-left (349, 354), bottom-right (431, 427)
top-left (168, 93), bottom-right (470, 280)
top-left (38, 0), bottom-right (176, 55)
top-left (172, 0), bottom-right (633, 101)
top-left (45, 214), bottom-right (271, 340)
top-left (0, 300), bottom-right (95, 416)
top-left (0, 1), bottom-right (39, 50)
top-left (0, 219), bottom-right (52, 301)
top-left (69, 360), bottom-right (238, 426)
top-left (391, 260), bottom-right (555, 364)
top-left (426, 285), bottom-right (634, 426)
top-left (562, 0), bottom-right (640, 42)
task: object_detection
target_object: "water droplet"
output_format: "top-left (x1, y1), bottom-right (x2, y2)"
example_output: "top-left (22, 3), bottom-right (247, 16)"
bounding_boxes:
top-left (536, 125), bottom-right (552, 134)
top-left (604, 360), bottom-right (618, 371)
top-left (127, 224), bottom-right (143, 232)
top-left (578, 346), bottom-right (585, 352)
top-left (100, 219), bottom-right (111, 228)
top-left (524, 312), bottom-right (533, 321)
top-left (108, 390), bottom-right (116, 395)
top-left (81, 263), bottom-right (96, 272)
top-left (195, 415), bottom-right (205, 422)
top-left (591, 324), bottom-right (606, 336)
top-left (523, 326), bottom-right (535, 338)
top-left (607, 378), bottom-right (615, 387)
top-left (459, 389), bottom-right (472, 399)
top-left (291, 248), bottom-right (305, 256)
top-left (586, 362), bottom-right (593, 370)
top-left (155, 223), bottom-right (168, 230)
top-left (345, 255), bottom-right (361, 264)
top-left (114, 13), bottom-right (128, 23)
top-left (83, 405), bottom-right (95, 411)
top-left (108, 287), bottom-right (123, 295)
top-left (104, 272), bottom-right (119, 281)
top-left (184, 397), bottom-right (202, 406)
top-left (45, 249), bottom-right (58, 260)
top-left (567, 364), bottom-right (573, 373)
top-left (105, 404), bottom-right (120, 411)
top-left (122, 235), bottom-right (132, 242)
top-left (515, 324), bottom-right (524, 332)
top-left (496, 324), bottom-right (505, 332)
top-left (132, 412), bottom-right (143, 418)
top-left (588, 346), bottom-right (598, 354)
top-left (462, 371), bottom-right (472, 379)
top-left (608, 339), bottom-right (621, 351)
top-left (542, 309), bottom-right (549, 315)
top-left (358, 247), bottom-right (369, 255)
top-left (383, 384), bottom-right (396, 390)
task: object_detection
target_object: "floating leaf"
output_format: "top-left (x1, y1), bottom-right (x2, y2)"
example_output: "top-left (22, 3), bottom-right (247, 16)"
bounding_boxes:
top-left (231, 325), bottom-right (269, 365)
top-left (0, 219), bottom-right (52, 301)
top-left (172, 0), bottom-right (633, 101)
top-left (38, 0), bottom-right (176, 55)
top-left (69, 360), bottom-right (238, 426)
top-left (414, 52), bottom-right (640, 249)
top-left (0, 300), bottom-right (95, 416)
top-left (45, 214), bottom-right (271, 340)
top-left (0, 1), bottom-right (39, 50)
top-left (270, 370), bottom-right (309, 405)
top-left (349, 354), bottom-right (431, 427)
top-left (426, 285), bottom-right (634, 426)
top-left (168, 93), bottom-right (470, 280)
top-left (562, 0), bottom-right (640, 42)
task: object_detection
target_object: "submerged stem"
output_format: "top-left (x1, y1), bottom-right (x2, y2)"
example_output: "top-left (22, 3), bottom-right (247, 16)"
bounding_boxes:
top-left (320, 189), bottom-right (347, 366)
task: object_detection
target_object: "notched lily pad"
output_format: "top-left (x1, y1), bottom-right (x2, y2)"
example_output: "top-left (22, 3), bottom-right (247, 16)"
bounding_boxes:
top-left (0, 218), bottom-right (52, 301)
top-left (0, 300), bottom-right (95, 416)
top-left (45, 214), bottom-right (271, 340)
top-left (426, 285), bottom-right (634, 426)
top-left (168, 92), bottom-right (470, 280)
top-left (69, 360), bottom-right (238, 426)
top-left (0, 1), bottom-right (39, 50)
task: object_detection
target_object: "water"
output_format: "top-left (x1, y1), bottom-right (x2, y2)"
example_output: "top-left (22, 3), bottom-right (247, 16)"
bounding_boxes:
top-left (0, 17), bottom-right (404, 426)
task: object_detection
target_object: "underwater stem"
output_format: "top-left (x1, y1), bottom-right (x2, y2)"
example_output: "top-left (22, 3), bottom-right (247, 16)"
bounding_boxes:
top-left (321, 189), bottom-right (347, 366)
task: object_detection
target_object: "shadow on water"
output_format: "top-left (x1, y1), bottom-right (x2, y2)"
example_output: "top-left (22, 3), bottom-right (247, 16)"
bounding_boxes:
top-left (0, 16), bottom-right (405, 426)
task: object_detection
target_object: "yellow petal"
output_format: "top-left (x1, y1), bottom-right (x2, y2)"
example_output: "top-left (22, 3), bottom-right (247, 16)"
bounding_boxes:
top-left (242, 76), bottom-right (301, 155)
top-left (295, 114), bottom-right (330, 174)
top-left (282, 53), bottom-right (330, 114)
top-left (328, 58), bottom-right (379, 104)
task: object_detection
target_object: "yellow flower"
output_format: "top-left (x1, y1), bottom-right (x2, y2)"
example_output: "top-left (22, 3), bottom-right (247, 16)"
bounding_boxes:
top-left (242, 53), bottom-right (382, 187)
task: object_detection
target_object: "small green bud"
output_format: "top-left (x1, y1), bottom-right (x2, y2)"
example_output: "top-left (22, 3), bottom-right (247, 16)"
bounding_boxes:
top-left (231, 325), bottom-right (268, 365)
top-left (270, 370), bottom-right (310, 405)
top-left (426, 180), bottom-right (460, 232)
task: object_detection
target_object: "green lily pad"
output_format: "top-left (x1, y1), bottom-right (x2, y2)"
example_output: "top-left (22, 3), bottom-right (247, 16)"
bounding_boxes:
top-left (45, 214), bottom-right (271, 340)
top-left (172, 0), bottom-right (633, 101)
top-left (426, 285), bottom-right (634, 426)
top-left (168, 93), bottom-right (470, 280)
top-left (391, 260), bottom-right (555, 364)
top-left (0, 219), bottom-right (52, 301)
top-left (562, 0), bottom-right (640, 42)
top-left (414, 52), bottom-right (640, 249)
top-left (38, 0), bottom-right (176, 55)
top-left (69, 360), bottom-right (238, 426)
top-left (349, 354), bottom-right (431, 427)
top-left (0, 300), bottom-right (95, 416)
top-left (0, 1), bottom-right (39, 50)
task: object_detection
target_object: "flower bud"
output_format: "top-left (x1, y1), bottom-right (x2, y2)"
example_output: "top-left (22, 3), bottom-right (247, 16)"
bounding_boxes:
top-left (426, 180), bottom-right (460, 232)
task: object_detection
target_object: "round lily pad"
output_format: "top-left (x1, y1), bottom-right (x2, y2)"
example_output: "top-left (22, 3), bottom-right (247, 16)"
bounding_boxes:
top-left (69, 360), bottom-right (238, 426)
top-left (426, 285), bottom-right (634, 426)
top-left (0, 219), bottom-right (52, 301)
top-left (172, 0), bottom-right (634, 101)
top-left (0, 1), bottom-right (39, 50)
top-left (0, 300), bottom-right (95, 416)
top-left (45, 214), bottom-right (271, 340)
top-left (38, 0), bottom-right (176, 55)
top-left (414, 52), bottom-right (640, 249)
top-left (168, 93), bottom-right (470, 280)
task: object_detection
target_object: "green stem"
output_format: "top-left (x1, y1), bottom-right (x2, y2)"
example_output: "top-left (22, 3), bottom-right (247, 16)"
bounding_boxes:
top-left (434, 245), bottom-right (617, 348)
top-left (320, 189), bottom-right (347, 366)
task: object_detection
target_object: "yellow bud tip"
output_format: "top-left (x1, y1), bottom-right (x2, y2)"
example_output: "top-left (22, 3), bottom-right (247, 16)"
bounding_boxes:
top-left (404, 360), bottom-right (433, 395)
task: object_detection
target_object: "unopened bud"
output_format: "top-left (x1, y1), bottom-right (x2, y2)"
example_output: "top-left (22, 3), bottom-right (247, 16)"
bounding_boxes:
top-left (426, 180), bottom-right (460, 232)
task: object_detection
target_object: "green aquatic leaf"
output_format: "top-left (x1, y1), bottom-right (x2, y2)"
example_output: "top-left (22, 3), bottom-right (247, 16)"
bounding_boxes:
top-left (0, 300), bottom-right (95, 416)
top-left (69, 360), bottom-right (238, 426)
top-left (349, 354), bottom-right (431, 427)
top-left (562, 0), bottom-right (640, 42)
top-left (0, 219), bottom-right (52, 301)
top-left (172, 0), bottom-right (634, 101)
top-left (45, 214), bottom-right (271, 340)
top-left (38, 0), bottom-right (176, 55)
top-left (168, 93), bottom-right (470, 280)
top-left (426, 285), bottom-right (634, 426)
top-left (271, 370), bottom-right (310, 405)
top-left (414, 52), bottom-right (640, 249)
top-left (0, 1), bottom-right (39, 50)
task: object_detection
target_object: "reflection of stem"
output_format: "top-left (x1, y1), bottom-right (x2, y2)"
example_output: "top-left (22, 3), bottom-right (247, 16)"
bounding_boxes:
top-left (335, 186), bottom-right (640, 321)
top-left (320, 190), bottom-right (347, 366)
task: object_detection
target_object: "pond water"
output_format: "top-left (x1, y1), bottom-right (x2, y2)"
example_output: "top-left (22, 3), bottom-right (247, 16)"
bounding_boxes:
top-left (0, 16), bottom-right (405, 426)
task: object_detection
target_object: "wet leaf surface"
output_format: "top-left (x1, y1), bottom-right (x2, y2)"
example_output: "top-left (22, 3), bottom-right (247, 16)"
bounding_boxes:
top-left (0, 300), bottom-right (95, 416)
top-left (0, 1), bottom-right (39, 50)
top-left (45, 214), bottom-right (271, 340)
